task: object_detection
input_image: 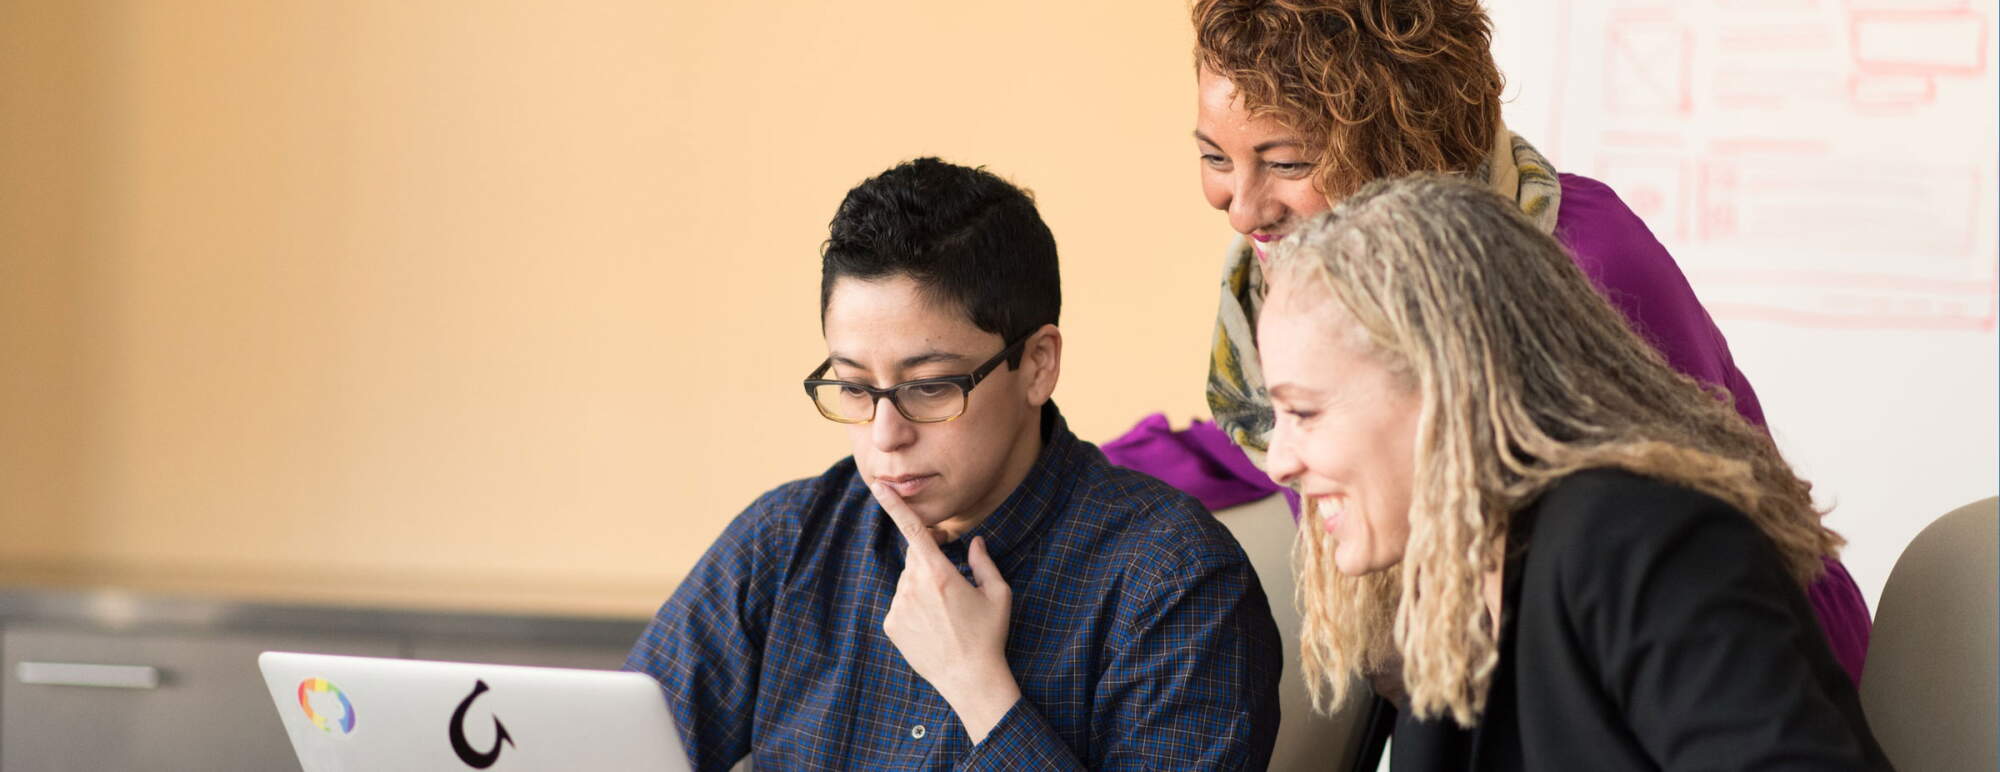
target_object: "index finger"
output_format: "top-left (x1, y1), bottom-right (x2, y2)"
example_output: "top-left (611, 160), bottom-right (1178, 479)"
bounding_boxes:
top-left (871, 481), bottom-right (948, 564)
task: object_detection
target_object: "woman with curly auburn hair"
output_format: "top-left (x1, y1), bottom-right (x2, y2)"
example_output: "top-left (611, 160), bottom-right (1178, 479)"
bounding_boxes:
top-left (1176, 0), bottom-right (1873, 685)
top-left (1257, 174), bottom-right (1889, 770)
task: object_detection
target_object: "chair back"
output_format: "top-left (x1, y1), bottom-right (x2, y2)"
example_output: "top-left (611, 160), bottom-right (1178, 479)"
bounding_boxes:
top-left (1212, 494), bottom-right (1373, 771)
top-left (1860, 496), bottom-right (1998, 771)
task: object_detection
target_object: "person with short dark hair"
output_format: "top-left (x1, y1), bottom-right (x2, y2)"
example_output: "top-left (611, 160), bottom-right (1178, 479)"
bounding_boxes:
top-left (626, 158), bottom-right (1283, 771)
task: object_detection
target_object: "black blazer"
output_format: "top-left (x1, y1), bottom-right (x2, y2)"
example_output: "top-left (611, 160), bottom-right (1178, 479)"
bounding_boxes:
top-left (1390, 469), bottom-right (1891, 771)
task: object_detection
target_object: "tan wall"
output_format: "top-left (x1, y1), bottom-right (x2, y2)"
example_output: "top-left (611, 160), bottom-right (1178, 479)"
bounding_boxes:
top-left (0, 1), bottom-right (1228, 614)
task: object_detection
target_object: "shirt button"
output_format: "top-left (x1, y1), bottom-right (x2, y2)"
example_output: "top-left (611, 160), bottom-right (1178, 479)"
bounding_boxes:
top-left (910, 724), bottom-right (927, 739)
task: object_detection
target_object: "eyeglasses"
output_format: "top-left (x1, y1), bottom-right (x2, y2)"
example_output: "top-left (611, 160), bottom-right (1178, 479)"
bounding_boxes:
top-left (803, 334), bottom-right (1032, 424)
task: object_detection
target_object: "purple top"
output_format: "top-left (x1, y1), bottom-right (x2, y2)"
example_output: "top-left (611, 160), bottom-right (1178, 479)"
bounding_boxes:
top-left (1099, 414), bottom-right (1299, 513)
top-left (1553, 174), bottom-right (1767, 426)
top-left (1108, 173), bottom-right (1870, 683)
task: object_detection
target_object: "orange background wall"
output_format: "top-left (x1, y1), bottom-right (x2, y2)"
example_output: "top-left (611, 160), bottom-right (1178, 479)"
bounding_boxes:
top-left (0, 1), bottom-right (1230, 614)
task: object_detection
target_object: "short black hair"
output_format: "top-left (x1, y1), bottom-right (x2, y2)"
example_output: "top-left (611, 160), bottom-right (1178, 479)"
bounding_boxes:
top-left (820, 157), bottom-right (1060, 367)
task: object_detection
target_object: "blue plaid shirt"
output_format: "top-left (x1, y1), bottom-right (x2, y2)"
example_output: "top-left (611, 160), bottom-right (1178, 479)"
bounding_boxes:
top-left (626, 405), bottom-right (1282, 770)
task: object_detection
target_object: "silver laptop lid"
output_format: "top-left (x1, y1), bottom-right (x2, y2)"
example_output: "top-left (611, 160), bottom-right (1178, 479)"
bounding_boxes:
top-left (258, 651), bottom-right (688, 772)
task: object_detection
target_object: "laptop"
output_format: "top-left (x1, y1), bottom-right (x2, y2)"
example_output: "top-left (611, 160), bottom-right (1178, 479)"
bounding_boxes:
top-left (259, 651), bottom-right (691, 772)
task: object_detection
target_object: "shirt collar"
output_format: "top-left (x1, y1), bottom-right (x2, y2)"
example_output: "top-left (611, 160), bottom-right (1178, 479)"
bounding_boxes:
top-left (955, 401), bottom-right (1080, 563)
top-left (871, 402), bottom-right (1084, 570)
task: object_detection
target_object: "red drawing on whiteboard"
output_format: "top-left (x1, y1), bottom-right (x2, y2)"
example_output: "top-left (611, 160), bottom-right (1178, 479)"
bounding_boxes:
top-left (1847, 72), bottom-right (1939, 112)
top-left (1716, 25), bottom-right (1836, 55)
top-left (1542, 0), bottom-right (1998, 330)
top-left (1705, 138), bottom-right (1832, 155)
top-left (1706, 297), bottom-right (1997, 331)
top-left (1695, 158), bottom-right (1979, 259)
top-left (1715, 0), bottom-right (1823, 9)
top-left (1849, 9), bottom-right (1989, 76)
top-left (1842, 0), bottom-right (1975, 14)
top-left (1605, 20), bottom-right (1694, 116)
top-left (1600, 131), bottom-right (1684, 148)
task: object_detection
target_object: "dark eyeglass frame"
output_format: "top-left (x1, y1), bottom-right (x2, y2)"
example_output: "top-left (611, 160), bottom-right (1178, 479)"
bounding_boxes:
top-left (802, 333), bottom-right (1033, 424)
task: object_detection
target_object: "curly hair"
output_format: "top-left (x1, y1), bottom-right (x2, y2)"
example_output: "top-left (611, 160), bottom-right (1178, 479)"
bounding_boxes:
top-left (1193, 0), bottom-right (1505, 199)
top-left (1264, 175), bottom-right (1842, 727)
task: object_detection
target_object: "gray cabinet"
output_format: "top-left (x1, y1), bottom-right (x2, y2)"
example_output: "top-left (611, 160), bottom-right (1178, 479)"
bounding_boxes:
top-left (0, 591), bottom-right (652, 772)
top-left (2, 626), bottom-right (401, 772)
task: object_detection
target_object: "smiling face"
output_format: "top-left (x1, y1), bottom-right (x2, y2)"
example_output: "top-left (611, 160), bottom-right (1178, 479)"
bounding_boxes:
top-left (1258, 274), bottom-right (1421, 576)
top-left (821, 274), bottom-right (1057, 532)
top-left (1194, 69), bottom-right (1334, 262)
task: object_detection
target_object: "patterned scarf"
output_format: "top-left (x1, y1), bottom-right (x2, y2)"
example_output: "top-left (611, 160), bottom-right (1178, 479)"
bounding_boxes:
top-left (1205, 127), bottom-right (1562, 466)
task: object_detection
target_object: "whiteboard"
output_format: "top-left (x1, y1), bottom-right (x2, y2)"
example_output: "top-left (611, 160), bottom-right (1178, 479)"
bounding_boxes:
top-left (1488, 0), bottom-right (1999, 606)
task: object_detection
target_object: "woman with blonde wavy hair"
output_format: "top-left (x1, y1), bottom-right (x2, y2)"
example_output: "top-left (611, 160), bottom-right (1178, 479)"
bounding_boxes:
top-left (1256, 174), bottom-right (1889, 769)
top-left (1167, 0), bottom-right (1877, 685)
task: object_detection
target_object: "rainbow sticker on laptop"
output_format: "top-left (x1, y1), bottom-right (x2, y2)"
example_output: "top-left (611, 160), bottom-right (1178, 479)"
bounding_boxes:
top-left (297, 678), bottom-right (357, 734)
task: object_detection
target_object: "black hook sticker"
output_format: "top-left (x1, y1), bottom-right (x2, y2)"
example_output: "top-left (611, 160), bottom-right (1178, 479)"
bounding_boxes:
top-left (449, 679), bottom-right (515, 768)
